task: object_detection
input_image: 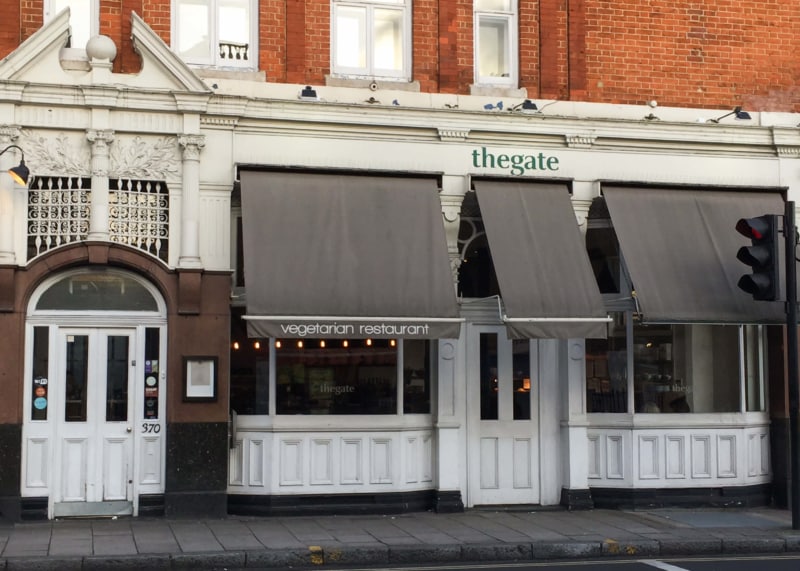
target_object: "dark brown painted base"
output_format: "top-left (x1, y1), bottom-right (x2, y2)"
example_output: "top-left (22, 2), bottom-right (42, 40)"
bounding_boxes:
top-left (590, 483), bottom-right (772, 510)
top-left (434, 490), bottom-right (464, 513)
top-left (19, 496), bottom-right (47, 521)
top-left (560, 488), bottom-right (593, 510)
top-left (165, 491), bottom-right (227, 518)
top-left (229, 490), bottom-right (438, 516)
top-left (138, 494), bottom-right (165, 516)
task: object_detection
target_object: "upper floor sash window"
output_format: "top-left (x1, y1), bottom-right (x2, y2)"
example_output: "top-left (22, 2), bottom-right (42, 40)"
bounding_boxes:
top-left (474, 0), bottom-right (517, 87)
top-left (173, 0), bottom-right (256, 69)
top-left (45, 0), bottom-right (99, 51)
top-left (332, 0), bottom-right (411, 80)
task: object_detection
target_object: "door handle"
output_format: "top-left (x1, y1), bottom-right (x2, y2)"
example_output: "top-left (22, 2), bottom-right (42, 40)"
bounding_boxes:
top-left (126, 426), bottom-right (132, 433)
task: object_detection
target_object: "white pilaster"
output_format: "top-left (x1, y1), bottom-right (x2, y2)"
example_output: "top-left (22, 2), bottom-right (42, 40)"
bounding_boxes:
top-left (86, 129), bottom-right (114, 241)
top-left (571, 180), bottom-right (601, 236)
top-left (178, 134), bottom-right (205, 268)
top-left (0, 126), bottom-right (21, 264)
top-left (439, 175), bottom-right (469, 288)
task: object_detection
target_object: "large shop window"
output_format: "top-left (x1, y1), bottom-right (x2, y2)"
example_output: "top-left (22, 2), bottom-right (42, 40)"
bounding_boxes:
top-left (585, 188), bottom-right (783, 414)
top-left (173, 0), bottom-right (256, 68)
top-left (230, 308), bottom-right (433, 415)
top-left (332, 0), bottom-right (410, 80)
top-left (586, 313), bottom-right (766, 413)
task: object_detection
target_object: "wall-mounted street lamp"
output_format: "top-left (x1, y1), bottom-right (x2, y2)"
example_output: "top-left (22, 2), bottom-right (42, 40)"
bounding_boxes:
top-left (0, 145), bottom-right (29, 185)
top-left (707, 106), bottom-right (752, 124)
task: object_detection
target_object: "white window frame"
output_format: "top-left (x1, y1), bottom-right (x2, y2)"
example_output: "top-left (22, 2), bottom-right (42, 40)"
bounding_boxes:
top-left (474, 0), bottom-right (518, 87)
top-left (44, 0), bottom-right (100, 52)
top-left (172, 0), bottom-right (258, 70)
top-left (331, 0), bottom-right (412, 81)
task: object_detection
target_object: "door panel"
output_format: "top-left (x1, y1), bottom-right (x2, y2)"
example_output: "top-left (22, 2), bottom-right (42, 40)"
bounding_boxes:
top-left (468, 325), bottom-right (539, 506)
top-left (54, 329), bottom-right (135, 517)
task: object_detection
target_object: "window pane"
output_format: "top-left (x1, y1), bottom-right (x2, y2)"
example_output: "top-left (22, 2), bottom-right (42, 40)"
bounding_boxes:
top-left (512, 339), bottom-right (530, 420)
top-left (478, 16), bottom-right (509, 78)
top-left (586, 225), bottom-right (622, 294)
top-left (586, 313), bottom-right (628, 413)
top-left (54, 0), bottom-right (92, 49)
top-left (374, 8), bottom-right (403, 71)
top-left (480, 333), bottom-right (499, 420)
top-left (336, 6), bottom-right (367, 68)
top-left (276, 339), bottom-right (397, 415)
top-left (31, 327), bottom-right (50, 421)
top-left (219, 0), bottom-right (250, 62)
top-left (403, 340), bottom-right (431, 414)
top-left (230, 308), bottom-right (268, 415)
top-left (744, 325), bottom-right (765, 412)
top-left (37, 272), bottom-right (158, 311)
top-left (476, 0), bottom-right (512, 12)
top-left (65, 335), bottom-right (89, 422)
top-left (106, 336), bottom-right (129, 422)
top-left (144, 328), bottom-right (161, 419)
top-left (177, 0), bottom-right (211, 58)
top-left (634, 324), bottom-right (740, 414)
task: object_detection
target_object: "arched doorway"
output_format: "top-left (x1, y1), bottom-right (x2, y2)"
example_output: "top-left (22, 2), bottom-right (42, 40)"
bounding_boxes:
top-left (22, 268), bottom-right (167, 518)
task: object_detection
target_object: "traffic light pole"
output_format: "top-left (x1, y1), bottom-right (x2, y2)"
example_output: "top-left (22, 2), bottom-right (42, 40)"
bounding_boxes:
top-left (784, 200), bottom-right (800, 530)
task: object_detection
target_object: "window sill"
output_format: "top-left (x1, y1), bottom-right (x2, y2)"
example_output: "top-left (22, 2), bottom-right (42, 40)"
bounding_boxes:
top-left (193, 68), bottom-right (266, 82)
top-left (470, 84), bottom-right (527, 98)
top-left (325, 76), bottom-right (420, 92)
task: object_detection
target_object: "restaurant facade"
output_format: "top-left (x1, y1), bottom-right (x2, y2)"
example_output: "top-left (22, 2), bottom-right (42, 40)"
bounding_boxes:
top-left (0, 10), bottom-right (797, 520)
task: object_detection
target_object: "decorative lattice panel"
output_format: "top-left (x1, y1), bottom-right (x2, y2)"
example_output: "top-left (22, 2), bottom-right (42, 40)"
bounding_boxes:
top-left (27, 176), bottom-right (91, 258)
top-left (109, 178), bottom-right (169, 263)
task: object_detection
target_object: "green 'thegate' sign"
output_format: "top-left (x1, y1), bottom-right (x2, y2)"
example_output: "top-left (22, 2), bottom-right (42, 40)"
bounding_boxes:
top-left (472, 146), bottom-right (560, 176)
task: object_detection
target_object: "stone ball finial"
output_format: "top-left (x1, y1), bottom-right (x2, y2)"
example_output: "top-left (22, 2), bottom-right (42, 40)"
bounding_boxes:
top-left (85, 35), bottom-right (117, 62)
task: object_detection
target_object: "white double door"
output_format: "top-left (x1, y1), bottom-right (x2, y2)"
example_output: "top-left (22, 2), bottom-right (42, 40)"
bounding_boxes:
top-left (53, 328), bottom-right (135, 517)
top-left (467, 325), bottom-right (540, 506)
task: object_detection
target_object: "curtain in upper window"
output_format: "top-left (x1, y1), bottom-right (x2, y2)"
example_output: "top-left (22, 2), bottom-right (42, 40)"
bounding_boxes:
top-left (474, 0), bottom-right (517, 86)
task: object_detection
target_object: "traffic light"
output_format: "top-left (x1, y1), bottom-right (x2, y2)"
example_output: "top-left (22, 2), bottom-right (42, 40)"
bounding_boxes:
top-left (735, 214), bottom-right (780, 301)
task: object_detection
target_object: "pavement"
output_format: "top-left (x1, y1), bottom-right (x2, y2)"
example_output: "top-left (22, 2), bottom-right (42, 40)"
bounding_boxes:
top-left (1, 506), bottom-right (800, 570)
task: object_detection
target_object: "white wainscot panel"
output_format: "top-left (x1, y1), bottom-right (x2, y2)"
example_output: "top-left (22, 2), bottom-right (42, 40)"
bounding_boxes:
top-left (638, 435), bottom-right (659, 480)
top-left (421, 433), bottom-right (433, 483)
top-left (748, 432), bottom-right (770, 477)
top-left (606, 435), bottom-right (624, 479)
top-left (370, 438), bottom-right (393, 484)
top-left (587, 434), bottom-right (601, 479)
top-left (25, 437), bottom-right (49, 489)
top-left (139, 436), bottom-right (162, 486)
top-left (665, 435), bottom-right (686, 479)
top-left (341, 438), bottom-right (363, 485)
top-left (248, 438), bottom-right (266, 486)
top-left (405, 436), bottom-right (419, 484)
top-left (310, 439), bottom-right (333, 485)
top-left (691, 435), bottom-right (712, 478)
top-left (480, 437), bottom-right (499, 489)
top-left (103, 437), bottom-right (129, 501)
top-left (229, 439), bottom-right (244, 486)
top-left (717, 435), bottom-right (737, 478)
top-left (279, 438), bottom-right (304, 486)
top-left (513, 438), bottom-right (532, 489)
top-left (62, 438), bottom-right (88, 501)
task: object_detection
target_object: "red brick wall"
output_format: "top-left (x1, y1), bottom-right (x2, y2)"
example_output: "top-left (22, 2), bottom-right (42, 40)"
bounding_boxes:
top-left (3, 0), bottom-right (800, 111)
top-left (580, 0), bottom-right (800, 111)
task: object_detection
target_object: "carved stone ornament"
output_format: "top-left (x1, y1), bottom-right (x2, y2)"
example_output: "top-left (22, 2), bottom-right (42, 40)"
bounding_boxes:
top-left (20, 131), bottom-right (180, 181)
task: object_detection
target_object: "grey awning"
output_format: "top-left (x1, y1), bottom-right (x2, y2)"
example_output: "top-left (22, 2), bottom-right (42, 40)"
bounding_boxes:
top-left (603, 186), bottom-right (785, 323)
top-left (473, 181), bottom-right (608, 339)
top-left (239, 171), bottom-right (461, 339)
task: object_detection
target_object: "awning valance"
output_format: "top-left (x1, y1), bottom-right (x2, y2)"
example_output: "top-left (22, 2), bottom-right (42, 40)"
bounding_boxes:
top-left (473, 181), bottom-right (608, 339)
top-left (239, 171), bottom-right (462, 339)
top-left (603, 186), bottom-right (785, 324)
